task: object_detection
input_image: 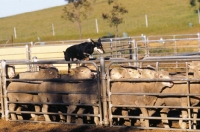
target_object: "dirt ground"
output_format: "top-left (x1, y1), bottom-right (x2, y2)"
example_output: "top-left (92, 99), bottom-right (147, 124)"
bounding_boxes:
top-left (0, 119), bottom-right (183, 132)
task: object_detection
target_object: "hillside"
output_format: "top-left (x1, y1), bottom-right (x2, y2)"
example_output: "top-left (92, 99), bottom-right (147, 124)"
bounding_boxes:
top-left (0, 0), bottom-right (199, 43)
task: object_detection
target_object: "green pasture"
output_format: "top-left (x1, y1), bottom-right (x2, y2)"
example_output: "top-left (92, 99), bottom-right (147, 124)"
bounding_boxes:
top-left (0, 0), bottom-right (199, 43)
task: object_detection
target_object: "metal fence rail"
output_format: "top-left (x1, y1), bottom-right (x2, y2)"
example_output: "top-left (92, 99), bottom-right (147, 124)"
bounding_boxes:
top-left (0, 33), bottom-right (200, 130)
top-left (1, 60), bottom-right (104, 125)
top-left (0, 57), bottom-right (200, 130)
top-left (0, 32), bottom-right (199, 63)
top-left (105, 59), bottom-right (200, 131)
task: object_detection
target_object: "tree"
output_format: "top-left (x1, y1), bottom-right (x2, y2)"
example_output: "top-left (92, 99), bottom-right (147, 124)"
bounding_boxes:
top-left (65, 0), bottom-right (96, 4)
top-left (65, 0), bottom-right (77, 3)
top-left (62, 0), bottom-right (91, 39)
top-left (190, 0), bottom-right (200, 12)
top-left (102, 0), bottom-right (128, 37)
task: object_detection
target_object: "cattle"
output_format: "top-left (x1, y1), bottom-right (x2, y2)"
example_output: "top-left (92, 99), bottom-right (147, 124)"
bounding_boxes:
top-left (63, 38), bottom-right (105, 73)
top-left (188, 61), bottom-right (200, 78)
top-left (109, 66), bottom-right (141, 125)
top-left (148, 83), bottom-right (199, 129)
top-left (109, 66), bottom-right (141, 79)
top-left (7, 66), bottom-right (95, 121)
top-left (110, 69), bottom-right (173, 127)
top-left (6, 65), bottom-right (16, 79)
top-left (38, 81), bottom-right (99, 124)
top-left (60, 66), bottom-right (95, 80)
top-left (7, 67), bottom-right (59, 121)
top-left (7, 82), bottom-right (41, 121)
top-left (110, 67), bottom-right (158, 126)
top-left (147, 61), bottom-right (200, 129)
top-left (37, 66), bottom-right (99, 124)
top-left (19, 67), bottom-right (59, 79)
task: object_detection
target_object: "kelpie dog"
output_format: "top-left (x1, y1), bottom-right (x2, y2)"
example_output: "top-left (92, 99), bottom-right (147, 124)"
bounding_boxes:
top-left (63, 38), bottom-right (105, 73)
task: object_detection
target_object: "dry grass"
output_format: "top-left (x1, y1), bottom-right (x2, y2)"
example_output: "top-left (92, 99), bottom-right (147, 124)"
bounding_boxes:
top-left (0, 119), bottom-right (183, 132)
top-left (0, 0), bottom-right (199, 43)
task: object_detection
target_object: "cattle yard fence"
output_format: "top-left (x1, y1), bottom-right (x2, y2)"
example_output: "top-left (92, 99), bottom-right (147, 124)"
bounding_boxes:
top-left (0, 33), bottom-right (199, 131)
top-left (0, 32), bottom-right (199, 71)
top-left (0, 58), bottom-right (200, 131)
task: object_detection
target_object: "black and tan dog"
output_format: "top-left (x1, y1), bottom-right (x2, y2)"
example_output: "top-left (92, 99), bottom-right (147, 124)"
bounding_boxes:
top-left (63, 38), bottom-right (105, 73)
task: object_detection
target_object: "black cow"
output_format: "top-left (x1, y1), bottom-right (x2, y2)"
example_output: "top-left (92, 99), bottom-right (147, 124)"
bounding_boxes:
top-left (63, 38), bottom-right (105, 73)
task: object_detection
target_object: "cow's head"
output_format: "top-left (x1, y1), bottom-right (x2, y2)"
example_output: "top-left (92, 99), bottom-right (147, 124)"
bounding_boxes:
top-left (91, 38), bottom-right (105, 54)
top-left (6, 65), bottom-right (16, 79)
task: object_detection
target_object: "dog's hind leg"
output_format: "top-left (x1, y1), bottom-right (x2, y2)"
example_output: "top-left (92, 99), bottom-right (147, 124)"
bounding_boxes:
top-left (63, 51), bottom-right (71, 73)
top-left (68, 63), bottom-right (71, 73)
top-left (68, 57), bottom-right (74, 73)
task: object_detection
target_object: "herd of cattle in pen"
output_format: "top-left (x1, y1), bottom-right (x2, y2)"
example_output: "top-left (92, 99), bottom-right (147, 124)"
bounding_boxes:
top-left (3, 38), bottom-right (200, 130)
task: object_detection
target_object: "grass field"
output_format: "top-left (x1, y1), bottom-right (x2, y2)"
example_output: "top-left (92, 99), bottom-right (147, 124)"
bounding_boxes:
top-left (0, 0), bottom-right (199, 43)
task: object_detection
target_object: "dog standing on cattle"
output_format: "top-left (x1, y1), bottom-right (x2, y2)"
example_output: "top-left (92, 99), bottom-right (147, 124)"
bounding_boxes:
top-left (63, 38), bottom-right (105, 73)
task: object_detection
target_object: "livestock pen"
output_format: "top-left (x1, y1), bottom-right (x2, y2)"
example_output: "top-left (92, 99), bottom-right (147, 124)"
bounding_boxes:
top-left (0, 33), bottom-right (199, 70)
top-left (106, 58), bottom-right (200, 130)
top-left (1, 60), bottom-right (103, 124)
top-left (0, 33), bottom-right (199, 131)
top-left (0, 58), bottom-right (200, 131)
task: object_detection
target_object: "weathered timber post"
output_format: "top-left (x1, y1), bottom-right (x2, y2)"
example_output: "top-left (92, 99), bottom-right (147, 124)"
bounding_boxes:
top-left (128, 37), bottom-right (133, 60)
top-left (110, 39), bottom-right (113, 57)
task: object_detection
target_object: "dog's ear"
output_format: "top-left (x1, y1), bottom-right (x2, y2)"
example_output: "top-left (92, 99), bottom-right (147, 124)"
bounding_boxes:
top-left (98, 38), bottom-right (101, 43)
top-left (91, 39), bottom-right (95, 44)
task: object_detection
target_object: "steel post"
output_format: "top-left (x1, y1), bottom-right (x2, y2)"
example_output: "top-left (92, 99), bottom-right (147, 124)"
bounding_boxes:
top-left (32, 56), bottom-right (38, 71)
top-left (100, 56), bottom-right (109, 126)
top-left (0, 61), bottom-right (4, 119)
top-left (1, 60), bottom-right (8, 120)
top-left (25, 44), bottom-right (31, 71)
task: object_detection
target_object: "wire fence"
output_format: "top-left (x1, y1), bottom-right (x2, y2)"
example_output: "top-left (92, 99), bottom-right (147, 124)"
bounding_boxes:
top-left (0, 11), bottom-right (199, 41)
